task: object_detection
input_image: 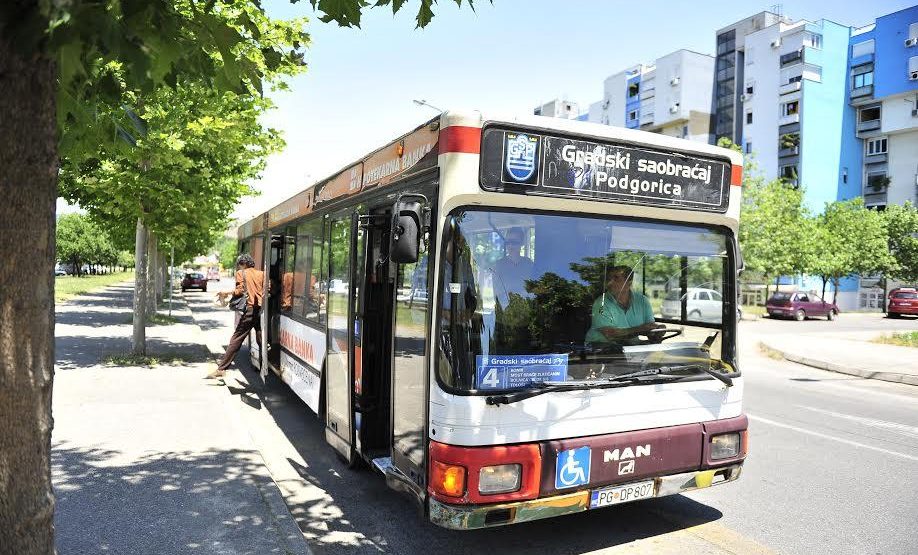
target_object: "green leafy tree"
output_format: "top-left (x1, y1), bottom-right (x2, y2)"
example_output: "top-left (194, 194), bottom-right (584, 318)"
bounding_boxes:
top-left (56, 213), bottom-right (118, 276)
top-left (216, 235), bottom-right (240, 270)
top-left (1, 2), bottom-right (475, 552)
top-left (885, 202), bottom-right (918, 283)
top-left (738, 178), bottom-right (813, 294)
top-left (811, 199), bottom-right (893, 303)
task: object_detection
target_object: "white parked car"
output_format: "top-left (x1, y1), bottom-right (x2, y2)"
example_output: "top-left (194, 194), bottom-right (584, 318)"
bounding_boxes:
top-left (661, 287), bottom-right (723, 323)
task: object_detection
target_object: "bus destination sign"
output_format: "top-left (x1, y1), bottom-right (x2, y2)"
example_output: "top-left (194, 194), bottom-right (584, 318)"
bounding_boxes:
top-left (480, 127), bottom-right (730, 212)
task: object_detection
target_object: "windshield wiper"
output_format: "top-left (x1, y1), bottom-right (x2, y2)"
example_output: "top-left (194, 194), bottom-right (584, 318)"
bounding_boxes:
top-left (618, 363), bottom-right (734, 387)
top-left (485, 373), bottom-right (685, 406)
top-left (485, 364), bottom-right (733, 406)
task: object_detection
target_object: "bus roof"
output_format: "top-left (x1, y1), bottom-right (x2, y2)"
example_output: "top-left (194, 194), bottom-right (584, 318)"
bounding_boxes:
top-left (238, 110), bottom-right (743, 240)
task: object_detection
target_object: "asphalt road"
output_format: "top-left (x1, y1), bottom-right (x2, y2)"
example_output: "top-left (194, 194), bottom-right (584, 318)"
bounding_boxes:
top-left (188, 284), bottom-right (918, 554)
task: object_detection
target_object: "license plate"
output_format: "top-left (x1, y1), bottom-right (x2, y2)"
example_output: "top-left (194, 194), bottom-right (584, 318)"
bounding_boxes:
top-left (589, 480), bottom-right (656, 508)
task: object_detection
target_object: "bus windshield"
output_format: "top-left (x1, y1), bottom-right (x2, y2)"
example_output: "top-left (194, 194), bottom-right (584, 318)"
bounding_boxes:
top-left (437, 209), bottom-right (736, 392)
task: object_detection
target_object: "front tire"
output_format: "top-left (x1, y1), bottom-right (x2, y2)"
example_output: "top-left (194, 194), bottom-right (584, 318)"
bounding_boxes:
top-left (795, 309), bottom-right (806, 321)
top-left (827, 309), bottom-right (837, 321)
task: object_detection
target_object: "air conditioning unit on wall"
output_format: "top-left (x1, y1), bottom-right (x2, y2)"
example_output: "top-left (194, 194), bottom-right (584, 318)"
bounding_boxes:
top-left (670, 76), bottom-right (680, 86)
top-left (905, 37), bottom-right (918, 47)
top-left (771, 38), bottom-right (781, 48)
top-left (910, 70), bottom-right (918, 81)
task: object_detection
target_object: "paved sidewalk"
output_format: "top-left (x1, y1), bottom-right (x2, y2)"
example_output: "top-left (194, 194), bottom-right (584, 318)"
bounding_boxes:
top-left (52, 282), bottom-right (309, 555)
top-left (760, 329), bottom-right (918, 386)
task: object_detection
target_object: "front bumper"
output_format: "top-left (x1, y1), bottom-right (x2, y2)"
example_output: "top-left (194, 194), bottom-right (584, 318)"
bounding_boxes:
top-left (428, 463), bottom-right (743, 530)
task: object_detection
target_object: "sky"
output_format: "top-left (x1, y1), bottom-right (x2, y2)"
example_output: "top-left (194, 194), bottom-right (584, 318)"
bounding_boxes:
top-left (63, 0), bottom-right (916, 222)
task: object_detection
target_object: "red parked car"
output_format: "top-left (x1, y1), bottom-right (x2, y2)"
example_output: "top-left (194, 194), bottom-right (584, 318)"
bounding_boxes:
top-left (766, 291), bottom-right (839, 321)
top-left (181, 272), bottom-right (208, 292)
top-left (887, 287), bottom-right (918, 318)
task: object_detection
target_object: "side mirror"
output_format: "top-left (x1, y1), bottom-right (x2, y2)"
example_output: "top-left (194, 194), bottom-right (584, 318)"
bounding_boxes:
top-left (391, 195), bottom-right (428, 264)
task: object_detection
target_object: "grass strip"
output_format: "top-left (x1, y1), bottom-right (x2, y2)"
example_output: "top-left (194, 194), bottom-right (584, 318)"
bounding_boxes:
top-left (55, 272), bottom-right (134, 302)
top-left (872, 331), bottom-right (918, 348)
top-left (102, 351), bottom-right (207, 367)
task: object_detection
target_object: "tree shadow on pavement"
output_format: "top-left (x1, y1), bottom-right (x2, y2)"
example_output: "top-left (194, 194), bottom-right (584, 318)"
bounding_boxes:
top-left (52, 445), bottom-right (302, 555)
top-left (229, 365), bottom-right (726, 555)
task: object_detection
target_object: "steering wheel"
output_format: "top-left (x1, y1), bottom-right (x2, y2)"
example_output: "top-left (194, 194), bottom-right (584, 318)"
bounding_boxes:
top-left (639, 327), bottom-right (683, 343)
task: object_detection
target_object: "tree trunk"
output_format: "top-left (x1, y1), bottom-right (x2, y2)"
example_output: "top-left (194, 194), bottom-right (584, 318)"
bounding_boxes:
top-left (831, 278), bottom-right (840, 305)
top-left (0, 32), bottom-right (58, 554)
top-left (821, 276), bottom-right (828, 300)
top-left (133, 219), bottom-right (148, 355)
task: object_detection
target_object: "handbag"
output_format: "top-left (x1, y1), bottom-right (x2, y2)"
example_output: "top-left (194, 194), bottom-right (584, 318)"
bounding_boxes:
top-left (229, 269), bottom-right (249, 312)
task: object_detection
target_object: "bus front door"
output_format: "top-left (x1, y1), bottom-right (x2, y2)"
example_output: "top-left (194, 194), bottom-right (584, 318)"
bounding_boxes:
top-left (324, 213), bottom-right (358, 466)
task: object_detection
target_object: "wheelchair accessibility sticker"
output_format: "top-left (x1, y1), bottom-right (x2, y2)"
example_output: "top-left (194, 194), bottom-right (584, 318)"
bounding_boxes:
top-left (555, 446), bottom-right (591, 489)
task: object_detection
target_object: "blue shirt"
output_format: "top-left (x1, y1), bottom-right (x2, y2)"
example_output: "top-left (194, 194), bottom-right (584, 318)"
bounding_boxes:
top-left (585, 291), bottom-right (655, 344)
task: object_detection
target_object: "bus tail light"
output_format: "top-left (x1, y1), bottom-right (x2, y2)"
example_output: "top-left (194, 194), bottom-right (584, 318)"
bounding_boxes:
top-left (431, 460), bottom-right (466, 498)
top-left (428, 441), bottom-right (541, 504)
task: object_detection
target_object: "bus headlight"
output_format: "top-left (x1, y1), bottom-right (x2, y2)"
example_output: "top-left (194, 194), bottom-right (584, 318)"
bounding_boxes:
top-left (710, 433), bottom-right (740, 460)
top-left (478, 464), bottom-right (522, 495)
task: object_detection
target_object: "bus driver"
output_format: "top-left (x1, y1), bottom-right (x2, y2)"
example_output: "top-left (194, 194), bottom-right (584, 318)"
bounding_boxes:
top-left (585, 265), bottom-right (664, 345)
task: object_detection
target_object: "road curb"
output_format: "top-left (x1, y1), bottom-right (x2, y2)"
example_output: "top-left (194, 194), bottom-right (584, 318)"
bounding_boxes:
top-left (759, 341), bottom-right (918, 386)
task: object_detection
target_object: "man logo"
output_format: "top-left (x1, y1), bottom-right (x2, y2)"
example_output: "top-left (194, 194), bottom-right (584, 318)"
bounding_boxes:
top-left (604, 444), bottom-right (651, 462)
top-left (504, 133), bottom-right (539, 184)
top-left (618, 460), bottom-right (635, 475)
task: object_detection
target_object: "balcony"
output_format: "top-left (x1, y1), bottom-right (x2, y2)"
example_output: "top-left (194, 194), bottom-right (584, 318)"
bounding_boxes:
top-left (779, 113), bottom-right (800, 126)
top-left (856, 119), bottom-right (881, 134)
top-left (851, 85), bottom-right (874, 99)
top-left (779, 145), bottom-right (800, 158)
top-left (779, 81), bottom-right (802, 95)
top-left (864, 152), bottom-right (888, 164)
top-left (780, 50), bottom-right (803, 67)
top-left (863, 190), bottom-right (888, 206)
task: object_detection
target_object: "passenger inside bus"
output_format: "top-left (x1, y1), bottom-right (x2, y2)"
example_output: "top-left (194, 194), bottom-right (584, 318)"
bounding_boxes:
top-left (585, 265), bottom-right (665, 346)
top-left (492, 227), bottom-right (533, 305)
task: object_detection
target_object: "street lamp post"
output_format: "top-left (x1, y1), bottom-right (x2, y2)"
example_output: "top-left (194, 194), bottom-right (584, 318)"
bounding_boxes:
top-left (412, 99), bottom-right (443, 113)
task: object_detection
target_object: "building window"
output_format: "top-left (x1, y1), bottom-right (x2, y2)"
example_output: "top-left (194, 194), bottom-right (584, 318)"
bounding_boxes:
top-left (859, 106), bottom-right (881, 122)
top-left (746, 112), bottom-right (753, 124)
top-left (866, 137), bottom-right (888, 156)
top-left (781, 165), bottom-right (798, 182)
top-left (788, 74), bottom-right (803, 84)
top-left (745, 83), bottom-right (754, 95)
top-left (628, 110), bottom-right (638, 121)
top-left (807, 33), bottom-right (822, 49)
top-left (853, 71), bottom-right (874, 89)
top-left (682, 125), bottom-right (689, 138)
top-left (782, 101), bottom-right (799, 116)
top-left (745, 142), bottom-right (753, 154)
top-left (628, 82), bottom-right (640, 98)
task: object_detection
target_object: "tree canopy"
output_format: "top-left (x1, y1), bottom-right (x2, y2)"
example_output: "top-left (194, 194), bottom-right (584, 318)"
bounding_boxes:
top-left (885, 202), bottom-right (918, 283)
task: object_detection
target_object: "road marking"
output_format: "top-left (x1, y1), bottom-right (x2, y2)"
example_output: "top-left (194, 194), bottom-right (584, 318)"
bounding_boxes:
top-left (747, 413), bottom-right (918, 462)
top-left (799, 406), bottom-right (918, 439)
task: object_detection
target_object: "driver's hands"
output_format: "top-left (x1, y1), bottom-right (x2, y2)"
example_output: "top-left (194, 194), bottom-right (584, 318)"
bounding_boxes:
top-left (637, 322), bottom-right (664, 334)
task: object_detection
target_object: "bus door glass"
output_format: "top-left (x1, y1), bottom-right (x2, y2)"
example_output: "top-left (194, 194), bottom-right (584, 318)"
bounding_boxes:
top-left (391, 229), bottom-right (431, 485)
top-left (267, 234), bottom-right (285, 369)
top-left (325, 214), bottom-right (356, 462)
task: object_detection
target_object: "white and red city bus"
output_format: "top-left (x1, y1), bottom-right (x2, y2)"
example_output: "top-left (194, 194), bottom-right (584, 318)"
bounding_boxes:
top-left (237, 111), bottom-right (747, 529)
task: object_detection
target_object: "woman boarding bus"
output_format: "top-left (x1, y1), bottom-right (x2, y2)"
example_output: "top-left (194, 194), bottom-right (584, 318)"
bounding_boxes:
top-left (237, 111), bottom-right (747, 529)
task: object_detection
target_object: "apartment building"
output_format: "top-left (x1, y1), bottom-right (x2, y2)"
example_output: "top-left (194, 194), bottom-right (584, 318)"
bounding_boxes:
top-left (836, 6), bottom-right (918, 309)
top-left (841, 6), bottom-right (918, 209)
top-left (533, 99), bottom-right (581, 119)
top-left (597, 50), bottom-right (715, 143)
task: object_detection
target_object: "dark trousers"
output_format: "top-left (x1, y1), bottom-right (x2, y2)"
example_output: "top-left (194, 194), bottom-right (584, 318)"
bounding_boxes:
top-left (217, 306), bottom-right (262, 371)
